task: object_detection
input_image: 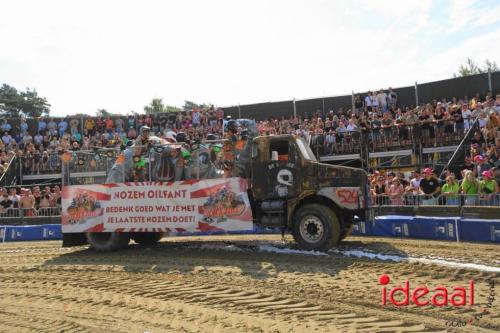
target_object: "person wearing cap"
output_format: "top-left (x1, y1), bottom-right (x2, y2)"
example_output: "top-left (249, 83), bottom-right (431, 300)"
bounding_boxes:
top-left (419, 168), bottom-right (440, 205)
top-left (479, 170), bottom-right (498, 206)
top-left (473, 154), bottom-right (491, 177)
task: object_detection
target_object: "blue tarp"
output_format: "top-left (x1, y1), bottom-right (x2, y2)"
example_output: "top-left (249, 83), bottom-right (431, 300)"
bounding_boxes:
top-left (1, 218), bottom-right (499, 244)
top-left (350, 216), bottom-right (499, 244)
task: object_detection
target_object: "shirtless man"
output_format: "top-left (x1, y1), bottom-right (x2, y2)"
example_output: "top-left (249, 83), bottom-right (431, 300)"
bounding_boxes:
top-left (19, 190), bottom-right (36, 216)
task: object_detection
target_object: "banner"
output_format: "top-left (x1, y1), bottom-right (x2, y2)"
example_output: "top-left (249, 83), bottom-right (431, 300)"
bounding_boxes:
top-left (61, 178), bottom-right (253, 234)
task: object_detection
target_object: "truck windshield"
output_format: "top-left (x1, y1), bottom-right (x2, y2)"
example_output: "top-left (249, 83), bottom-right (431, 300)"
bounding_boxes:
top-left (296, 138), bottom-right (317, 161)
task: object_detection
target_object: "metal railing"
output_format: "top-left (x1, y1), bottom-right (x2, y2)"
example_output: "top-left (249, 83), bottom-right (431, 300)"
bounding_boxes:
top-left (313, 119), bottom-right (470, 157)
top-left (0, 155), bottom-right (17, 187)
top-left (0, 206), bottom-right (61, 218)
top-left (369, 193), bottom-right (500, 207)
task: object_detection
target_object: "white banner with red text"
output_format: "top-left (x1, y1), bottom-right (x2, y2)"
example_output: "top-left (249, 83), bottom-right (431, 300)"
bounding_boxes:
top-left (61, 178), bottom-right (253, 234)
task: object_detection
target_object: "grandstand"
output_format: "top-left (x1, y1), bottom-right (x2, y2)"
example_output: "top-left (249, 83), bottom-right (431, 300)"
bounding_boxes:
top-left (0, 72), bottom-right (499, 226)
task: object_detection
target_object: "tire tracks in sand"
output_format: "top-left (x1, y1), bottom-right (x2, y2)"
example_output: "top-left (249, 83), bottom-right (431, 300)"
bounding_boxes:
top-left (0, 236), bottom-right (498, 333)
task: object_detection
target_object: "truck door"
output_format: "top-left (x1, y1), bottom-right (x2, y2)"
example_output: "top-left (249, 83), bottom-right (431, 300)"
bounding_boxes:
top-left (251, 138), bottom-right (301, 200)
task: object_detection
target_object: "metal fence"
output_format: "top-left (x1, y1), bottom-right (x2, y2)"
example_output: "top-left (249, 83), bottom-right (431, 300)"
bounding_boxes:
top-left (222, 71), bottom-right (499, 120)
top-left (0, 207), bottom-right (61, 218)
top-left (370, 194), bottom-right (500, 207)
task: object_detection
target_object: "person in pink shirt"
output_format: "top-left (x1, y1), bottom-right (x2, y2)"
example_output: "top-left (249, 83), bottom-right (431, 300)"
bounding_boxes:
top-left (389, 178), bottom-right (404, 205)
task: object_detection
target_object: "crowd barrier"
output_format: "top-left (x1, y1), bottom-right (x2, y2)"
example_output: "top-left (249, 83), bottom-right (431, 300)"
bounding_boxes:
top-left (0, 224), bottom-right (62, 242)
top-left (0, 224), bottom-right (278, 243)
top-left (351, 215), bottom-right (500, 243)
top-left (1, 217), bottom-right (499, 244)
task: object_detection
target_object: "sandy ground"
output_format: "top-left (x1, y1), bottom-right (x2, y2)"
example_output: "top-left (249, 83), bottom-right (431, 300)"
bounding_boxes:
top-left (0, 235), bottom-right (498, 333)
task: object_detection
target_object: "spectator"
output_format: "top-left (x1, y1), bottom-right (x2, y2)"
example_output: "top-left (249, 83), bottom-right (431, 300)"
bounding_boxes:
top-left (389, 178), bottom-right (404, 205)
top-left (441, 175), bottom-right (459, 205)
top-left (58, 118), bottom-right (68, 136)
top-left (461, 170), bottom-right (479, 205)
top-left (47, 118), bottom-right (57, 136)
top-left (479, 170), bottom-right (498, 205)
top-left (8, 188), bottom-right (20, 208)
top-left (365, 91), bottom-right (374, 112)
top-left (371, 175), bottom-right (388, 206)
top-left (105, 117), bottom-right (114, 133)
top-left (2, 132), bottom-right (12, 146)
top-left (38, 117), bottom-right (47, 133)
top-left (19, 189), bottom-right (36, 216)
top-left (20, 117), bottom-right (29, 135)
top-left (0, 193), bottom-right (13, 213)
top-left (377, 89), bottom-right (389, 113)
top-left (387, 87), bottom-right (398, 108)
top-left (1, 120), bottom-right (12, 134)
top-left (419, 168), bottom-right (440, 205)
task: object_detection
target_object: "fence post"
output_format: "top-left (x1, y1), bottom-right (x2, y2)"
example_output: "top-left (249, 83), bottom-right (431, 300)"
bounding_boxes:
top-left (351, 91), bottom-right (355, 114)
top-left (414, 81), bottom-right (419, 106)
top-left (293, 98), bottom-right (297, 119)
top-left (488, 69), bottom-right (492, 92)
top-left (322, 97), bottom-right (325, 117)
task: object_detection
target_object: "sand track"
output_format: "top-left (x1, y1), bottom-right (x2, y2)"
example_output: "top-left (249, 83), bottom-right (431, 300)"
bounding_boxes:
top-left (0, 235), bottom-right (498, 333)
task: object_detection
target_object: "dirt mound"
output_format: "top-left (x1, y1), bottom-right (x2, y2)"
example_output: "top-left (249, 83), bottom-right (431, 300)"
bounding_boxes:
top-left (0, 235), bottom-right (498, 332)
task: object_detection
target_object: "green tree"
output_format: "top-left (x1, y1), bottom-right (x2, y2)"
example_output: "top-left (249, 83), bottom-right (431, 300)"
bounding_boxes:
top-left (144, 98), bottom-right (165, 114)
top-left (183, 100), bottom-right (211, 111)
top-left (165, 105), bottom-right (182, 113)
top-left (0, 83), bottom-right (50, 118)
top-left (143, 98), bottom-right (182, 114)
top-left (454, 58), bottom-right (499, 77)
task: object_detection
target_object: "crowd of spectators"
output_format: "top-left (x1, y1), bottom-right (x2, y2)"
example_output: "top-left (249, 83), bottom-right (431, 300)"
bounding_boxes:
top-left (369, 165), bottom-right (499, 207)
top-left (0, 184), bottom-right (61, 217)
top-left (0, 89), bottom-right (498, 205)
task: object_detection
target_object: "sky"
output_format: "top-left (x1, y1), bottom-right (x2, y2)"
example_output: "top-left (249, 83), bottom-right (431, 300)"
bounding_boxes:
top-left (1, 0), bottom-right (499, 116)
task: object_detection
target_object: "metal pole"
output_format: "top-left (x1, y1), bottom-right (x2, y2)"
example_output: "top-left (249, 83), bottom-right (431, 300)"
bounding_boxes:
top-left (80, 115), bottom-right (84, 135)
top-left (238, 104), bottom-right (241, 119)
top-left (414, 81), bottom-right (419, 106)
top-left (351, 91), bottom-right (355, 114)
top-left (488, 69), bottom-right (492, 92)
top-left (322, 97), bottom-right (325, 117)
top-left (19, 158), bottom-right (23, 185)
top-left (148, 151), bottom-right (152, 182)
top-left (293, 98), bottom-right (297, 119)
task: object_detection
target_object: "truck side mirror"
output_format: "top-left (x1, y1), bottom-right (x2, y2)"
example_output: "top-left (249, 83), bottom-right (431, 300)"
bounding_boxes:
top-left (271, 151), bottom-right (278, 161)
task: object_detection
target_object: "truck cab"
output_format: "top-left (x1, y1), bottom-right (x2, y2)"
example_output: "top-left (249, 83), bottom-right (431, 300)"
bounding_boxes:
top-left (249, 135), bottom-right (369, 250)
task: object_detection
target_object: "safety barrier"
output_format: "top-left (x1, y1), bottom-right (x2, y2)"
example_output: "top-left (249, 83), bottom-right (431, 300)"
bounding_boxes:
top-left (0, 207), bottom-right (62, 218)
top-left (370, 194), bottom-right (500, 207)
top-left (0, 224), bottom-right (62, 242)
top-left (1, 217), bottom-right (499, 244)
top-left (351, 215), bottom-right (500, 243)
top-left (0, 223), bottom-right (278, 243)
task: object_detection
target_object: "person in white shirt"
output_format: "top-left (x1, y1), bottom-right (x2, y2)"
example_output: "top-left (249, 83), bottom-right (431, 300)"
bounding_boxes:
top-left (371, 92), bottom-right (379, 110)
top-left (377, 89), bottom-right (388, 112)
top-left (462, 104), bottom-right (472, 130)
top-left (365, 92), bottom-right (373, 112)
top-left (2, 133), bottom-right (12, 145)
top-left (325, 130), bottom-right (336, 154)
top-left (34, 133), bottom-right (43, 146)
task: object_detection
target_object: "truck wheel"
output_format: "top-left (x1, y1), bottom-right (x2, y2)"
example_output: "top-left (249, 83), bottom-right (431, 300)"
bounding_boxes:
top-left (86, 232), bottom-right (130, 251)
top-left (131, 232), bottom-right (164, 246)
top-left (340, 225), bottom-right (353, 241)
top-left (292, 204), bottom-right (340, 251)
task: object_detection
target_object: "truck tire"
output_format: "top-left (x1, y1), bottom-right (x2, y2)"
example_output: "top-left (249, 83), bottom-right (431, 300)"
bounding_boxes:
top-left (131, 232), bottom-right (164, 246)
top-left (86, 232), bottom-right (130, 251)
top-left (292, 204), bottom-right (340, 251)
top-left (339, 225), bottom-right (353, 241)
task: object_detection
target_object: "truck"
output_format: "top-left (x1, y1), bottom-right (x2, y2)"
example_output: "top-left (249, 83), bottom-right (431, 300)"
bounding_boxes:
top-left (61, 133), bottom-right (369, 252)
